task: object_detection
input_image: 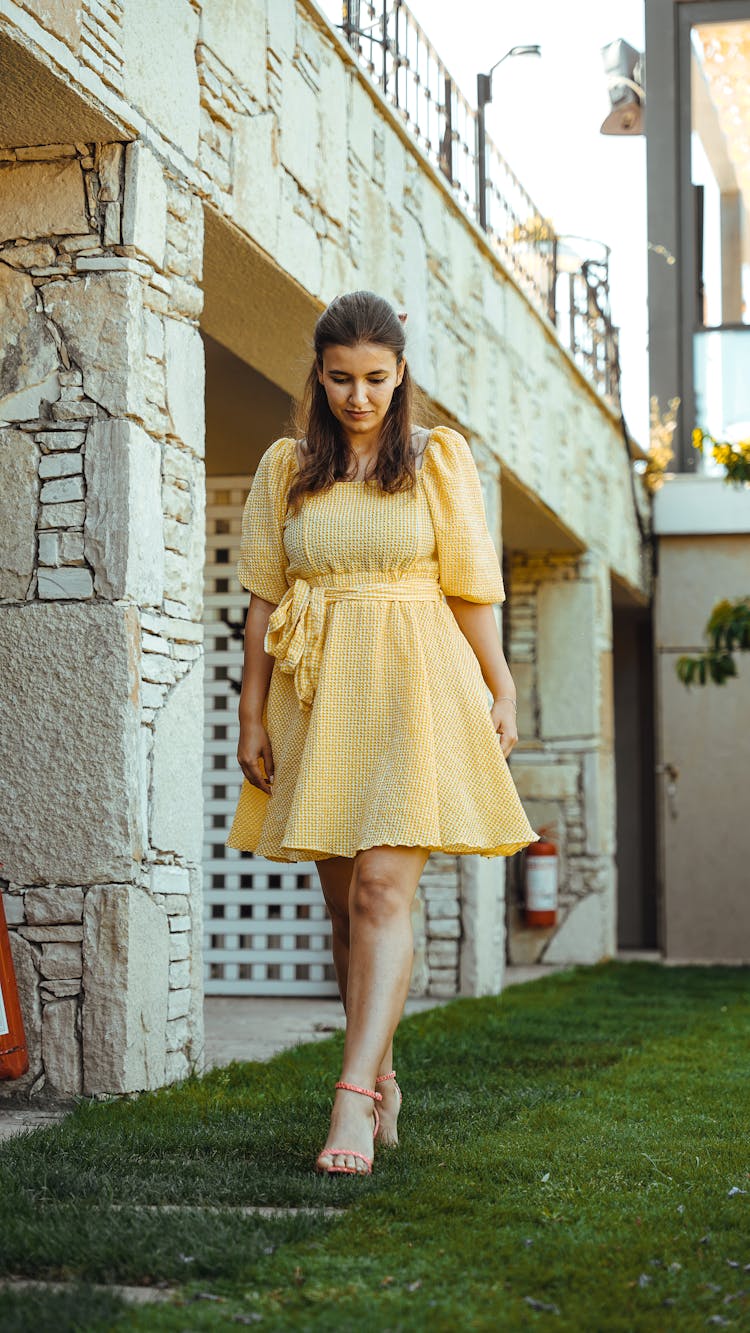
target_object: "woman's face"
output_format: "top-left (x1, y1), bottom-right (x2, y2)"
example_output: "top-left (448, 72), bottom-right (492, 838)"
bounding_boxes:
top-left (317, 342), bottom-right (405, 441)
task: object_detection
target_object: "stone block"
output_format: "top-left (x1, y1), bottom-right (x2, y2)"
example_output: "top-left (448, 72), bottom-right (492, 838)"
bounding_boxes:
top-left (537, 578), bottom-right (598, 739)
top-left (543, 892), bottom-right (612, 966)
top-left (38, 501), bottom-right (85, 528)
top-left (42, 998), bottom-right (82, 1094)
top-left (120, 0), bottom-right (200, 159)
top-left (39, 941), bottom-right (82, 979)
top-left (19, 0), bottom-right (82, 51)
top-left (151, 661), bottom-right (205, 863)
top-left (42, 272), bottom-right (147, 421)
top-left (0, 159), bottom-right (87, 242)
top-left (2, 242), bottom-right (57, 269)
top-left (38, 562), bottom-right (92, 599)
top-left (279, 65), bottom-right (319, 197)
top-left (0, 266), bottom-right (59, 422)
top-left (37, 429), bottom-right (86, 451)
top-left (0, 429), bottom-right (37, 598)
top-left (39, 452), bottom-right (83, 478)
top-left (511, 763), bottom-right (579, 802)
top-left (0, 603), bottom-right (143, 884)
top-left (98, 143), bottom-right (123, 202)
top-left (583, 750), bottom-right (616, 857)
top-left (428, 917), bottom-right (461, 940)
top-left (167, 987), bottom-right (190, 1020)
top-left (169, 958), bottom-right (190, 989)
top-left (0, 933), bottom-right (42, 1098)
top-left (121, 140), bottom-right (167, 268)
top-left (83, 419), bottom-right (164, 602)
top-left (40, 978), bottom-right (81, 998)
top-left (187, 863), bottom-right (204, 1068)
top-left (232, 111), bottom-right (281, 256)
top-left (166, 1015), bottom-right (189, 1052)
top-left (82, 884), bottom-right (169, 1094)
top-left (2, 893), bottom-right (25, 926)
top-left (459, 855), bottom-right (505, 997)
top-left (37, 532), bottom-right (60, 573)
top-left (165, 1049), bottom-right (189, 1082)
top-left (39, 475), bottom-right (85, 504)
top-left (19, 924), bottom-right (83, 942)
top-left (169, 931), bottom-right (190, 961)
top-left (199, 0), bottom-right (267, 104)
top-left (164, 318), bottom-right (205, 457)
top-left (150, 864), bottom-right (190, 895)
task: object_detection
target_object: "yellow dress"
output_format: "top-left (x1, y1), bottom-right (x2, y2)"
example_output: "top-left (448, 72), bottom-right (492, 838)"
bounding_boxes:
top-left (225, 426), bottom-right (538, 863)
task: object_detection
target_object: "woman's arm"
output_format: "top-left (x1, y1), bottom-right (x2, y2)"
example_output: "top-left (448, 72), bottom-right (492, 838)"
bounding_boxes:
top-left (445, 596), bottom-right (518, 757)
top-left (237, 593), bottom-right (277, 794)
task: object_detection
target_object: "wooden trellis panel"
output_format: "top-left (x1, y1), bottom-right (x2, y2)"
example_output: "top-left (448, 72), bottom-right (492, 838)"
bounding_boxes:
top-left (202, 475), bottom-right (339, 995)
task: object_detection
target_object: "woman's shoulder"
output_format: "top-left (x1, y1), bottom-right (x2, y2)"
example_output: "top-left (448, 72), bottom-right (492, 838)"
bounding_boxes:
top-left (420, 424), bottom-right (472, 477)
top-left (255, 435), bottom-right (299, 477)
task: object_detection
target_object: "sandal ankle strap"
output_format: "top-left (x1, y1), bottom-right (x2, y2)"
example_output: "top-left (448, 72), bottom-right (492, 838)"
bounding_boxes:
top-left (335, 1079), bottom-right (383, 1102)
top-left (375, 1070), bottom-right (396, 1083)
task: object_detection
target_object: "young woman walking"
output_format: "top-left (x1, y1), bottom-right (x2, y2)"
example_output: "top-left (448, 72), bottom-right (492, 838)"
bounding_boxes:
top-left (226, 290), bottom-right (537, 1176)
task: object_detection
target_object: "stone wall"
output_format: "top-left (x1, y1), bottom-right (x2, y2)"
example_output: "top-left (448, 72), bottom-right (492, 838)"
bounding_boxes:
top-left (504, 552), bottom-right (617, 965)
top-left (0, 140), bottom-right (206, 1099)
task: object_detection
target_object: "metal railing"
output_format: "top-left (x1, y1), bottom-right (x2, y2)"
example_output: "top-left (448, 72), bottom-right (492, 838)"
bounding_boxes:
top-left (339, 0), bottom-right (622, 408)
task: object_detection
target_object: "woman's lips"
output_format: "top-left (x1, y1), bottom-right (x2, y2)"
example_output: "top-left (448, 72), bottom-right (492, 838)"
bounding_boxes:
top-left (346, 411), bottom-right (370, 418)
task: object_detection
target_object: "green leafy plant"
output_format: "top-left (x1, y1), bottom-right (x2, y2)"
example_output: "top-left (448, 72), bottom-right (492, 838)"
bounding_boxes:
top-left (676, 428), bottom-right (750, 687)
top-left (676, 597), bottom-right (750, 686)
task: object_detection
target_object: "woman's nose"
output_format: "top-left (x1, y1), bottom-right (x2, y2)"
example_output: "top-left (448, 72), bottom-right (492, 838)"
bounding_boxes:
top-left (348, 382), bottom-right (369, 404)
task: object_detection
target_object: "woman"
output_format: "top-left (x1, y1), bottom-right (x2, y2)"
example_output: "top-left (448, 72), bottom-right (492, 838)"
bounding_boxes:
top-left (226, 290), bottom-right (537, 1176)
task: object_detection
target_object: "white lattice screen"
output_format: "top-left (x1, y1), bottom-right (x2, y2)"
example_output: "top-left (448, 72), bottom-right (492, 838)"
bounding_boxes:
top-left (202, 475), bottom-right (339, 995)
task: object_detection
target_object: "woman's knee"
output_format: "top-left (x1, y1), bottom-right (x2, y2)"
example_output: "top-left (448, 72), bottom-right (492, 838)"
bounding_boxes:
top-left (350, 868), bottom-right (409, 926)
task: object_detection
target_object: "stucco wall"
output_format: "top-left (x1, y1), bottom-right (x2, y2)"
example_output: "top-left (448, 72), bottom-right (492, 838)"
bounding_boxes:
top-left (654, 511), bottom-right (750, 962)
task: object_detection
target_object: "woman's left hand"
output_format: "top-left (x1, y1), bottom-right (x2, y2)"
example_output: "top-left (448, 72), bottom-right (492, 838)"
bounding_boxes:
top-left (489, 698), bottom-right (518, 759)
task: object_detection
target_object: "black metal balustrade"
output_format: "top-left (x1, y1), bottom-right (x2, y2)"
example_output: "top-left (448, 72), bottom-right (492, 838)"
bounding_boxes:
top-left (339, 0), bottom-right (622, 409)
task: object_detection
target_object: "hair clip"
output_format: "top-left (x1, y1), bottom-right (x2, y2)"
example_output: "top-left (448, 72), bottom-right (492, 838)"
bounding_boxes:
top-left (397, 311), bottom-right (408, 325)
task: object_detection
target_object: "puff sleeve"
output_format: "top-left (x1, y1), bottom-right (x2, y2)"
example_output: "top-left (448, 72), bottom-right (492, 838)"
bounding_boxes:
top-left (421, 426), bottom-right (506, 603)
top-left (236, 438), bottom-right (293, 604)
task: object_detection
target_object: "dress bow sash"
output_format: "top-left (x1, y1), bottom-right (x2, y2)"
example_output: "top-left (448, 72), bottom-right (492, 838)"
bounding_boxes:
top-left (264, 575), bottom-right (444, 711)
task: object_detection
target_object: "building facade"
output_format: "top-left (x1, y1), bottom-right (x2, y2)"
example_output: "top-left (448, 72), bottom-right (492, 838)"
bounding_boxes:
top-left (0, 0), bottom-right (648, 1101)
top-left (646, 0), bottom-right (750, 961)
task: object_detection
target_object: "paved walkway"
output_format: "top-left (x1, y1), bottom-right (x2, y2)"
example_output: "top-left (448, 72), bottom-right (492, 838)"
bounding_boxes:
top-left (203, 964), bottom-right (568, 1068)
top-left (0, 964), bottom-right (571, 1140)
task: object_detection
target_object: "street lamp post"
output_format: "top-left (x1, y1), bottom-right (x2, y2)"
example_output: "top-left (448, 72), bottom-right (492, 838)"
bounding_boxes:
top-left (476, 44), bottom-right (541, 231)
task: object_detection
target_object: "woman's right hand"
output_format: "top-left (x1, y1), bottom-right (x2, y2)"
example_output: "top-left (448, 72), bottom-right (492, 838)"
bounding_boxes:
top-left (238, 720), bottom-right (275, 795)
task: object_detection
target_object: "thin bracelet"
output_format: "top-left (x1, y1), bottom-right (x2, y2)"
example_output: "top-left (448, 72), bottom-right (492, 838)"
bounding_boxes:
top-left (496, 696), bottom-right (517, 709)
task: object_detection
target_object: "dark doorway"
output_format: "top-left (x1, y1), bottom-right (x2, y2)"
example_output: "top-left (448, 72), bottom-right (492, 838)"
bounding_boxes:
top-left (613, 600), bottom-right (658, 948)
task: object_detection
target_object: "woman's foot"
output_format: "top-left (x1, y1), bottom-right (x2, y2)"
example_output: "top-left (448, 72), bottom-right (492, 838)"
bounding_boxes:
top-left (316, 1084), bottom-right (379, 1174)
top-left (374, 1071), bottom-right (402, 1147)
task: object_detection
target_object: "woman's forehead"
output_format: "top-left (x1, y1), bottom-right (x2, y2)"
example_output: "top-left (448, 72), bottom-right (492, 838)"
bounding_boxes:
top-left (321, 342), bottom-right (399, 372)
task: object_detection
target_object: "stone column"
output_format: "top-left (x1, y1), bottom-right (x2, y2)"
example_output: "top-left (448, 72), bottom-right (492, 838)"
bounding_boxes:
top-left (505, 552), bottom-right (617, 965)
top-left (0, 139), bottom-right (206, 1100)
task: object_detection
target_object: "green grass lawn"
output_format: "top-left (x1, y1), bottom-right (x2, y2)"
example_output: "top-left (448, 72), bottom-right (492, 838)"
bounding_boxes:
top-left (0, 960), bottom-right (748, 1332)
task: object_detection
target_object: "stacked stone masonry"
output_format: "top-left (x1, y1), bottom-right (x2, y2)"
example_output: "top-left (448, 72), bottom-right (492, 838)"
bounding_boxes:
top-left (0, 140), bottom-right (206, 1100)
top-left (505, 551), bottom-right (617, 966)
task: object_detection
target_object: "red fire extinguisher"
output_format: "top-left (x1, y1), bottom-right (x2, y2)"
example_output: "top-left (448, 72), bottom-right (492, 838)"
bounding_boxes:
top-left (0, 884), bottom-right (29, 1080)
top-left (525, 828), bottom-right (558, 927)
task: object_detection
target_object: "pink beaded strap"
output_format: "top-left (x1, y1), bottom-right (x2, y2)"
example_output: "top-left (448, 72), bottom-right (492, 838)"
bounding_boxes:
top-left (335, 1080), bottom-right (383, 1102)
top-left (375, 1071), bottom-right (396, 1083)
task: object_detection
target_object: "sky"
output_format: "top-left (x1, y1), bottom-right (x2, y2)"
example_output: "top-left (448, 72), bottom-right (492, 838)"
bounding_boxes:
top-left (318, 0), bottom-right (650, 445)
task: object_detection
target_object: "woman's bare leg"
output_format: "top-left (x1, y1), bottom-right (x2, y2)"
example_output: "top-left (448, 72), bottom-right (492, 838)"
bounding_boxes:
top-left (316, 855), bottom-right (402, 1143)
top-left (315, 845), bottom-right (429, 1172)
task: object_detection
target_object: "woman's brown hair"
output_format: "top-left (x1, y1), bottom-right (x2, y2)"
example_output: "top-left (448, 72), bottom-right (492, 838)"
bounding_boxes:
top-left (286, 290), bottom-right (431, 516)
